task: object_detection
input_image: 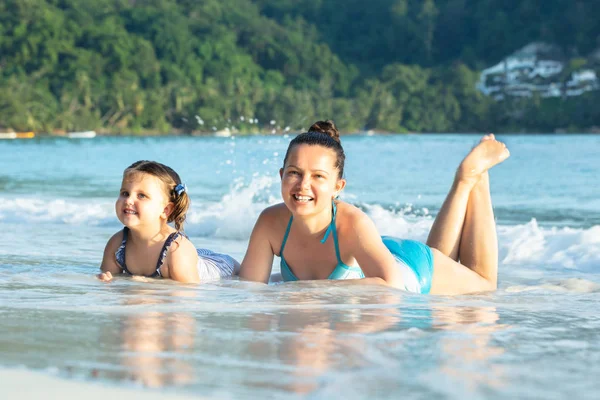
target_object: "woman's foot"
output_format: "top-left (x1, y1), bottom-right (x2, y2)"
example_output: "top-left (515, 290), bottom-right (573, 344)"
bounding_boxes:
top-left (456, 134), bottom-right (510, 187)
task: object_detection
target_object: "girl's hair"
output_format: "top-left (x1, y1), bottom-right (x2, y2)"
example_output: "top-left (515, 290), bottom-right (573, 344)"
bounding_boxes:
top-left (282, 120), bottom-right (345, 179)
top-left (123, 160), bottom-right (190, 231)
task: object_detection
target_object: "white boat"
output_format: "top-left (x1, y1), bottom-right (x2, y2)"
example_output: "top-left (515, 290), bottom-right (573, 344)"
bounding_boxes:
top-left (213, 128), bottom-right (231, 137)
top-left (67, 130), bottom-right (96, 139)
top-left (0, 132), bottom-right (34, 139)
top-left (0, 132), bottom-right (17, 140)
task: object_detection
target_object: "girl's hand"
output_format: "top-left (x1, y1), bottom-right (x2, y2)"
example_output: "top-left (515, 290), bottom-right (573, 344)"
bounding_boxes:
top-left (97, 271), bottom-right (113, 282)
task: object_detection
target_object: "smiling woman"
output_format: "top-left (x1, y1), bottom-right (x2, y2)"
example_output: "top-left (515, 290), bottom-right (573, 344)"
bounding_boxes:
top-left (239, 120), bottom-right (511, 295)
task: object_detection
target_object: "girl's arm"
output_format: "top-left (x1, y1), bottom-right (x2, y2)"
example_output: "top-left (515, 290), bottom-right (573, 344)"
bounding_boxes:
top-left (168, 238), bottom-right (202, 283)
top-left (99, 232), bottom-right (124, 281)
top-left (347, 213), bottom-right (406, 289)
top-left (239, 209), bottom-right (276, 284)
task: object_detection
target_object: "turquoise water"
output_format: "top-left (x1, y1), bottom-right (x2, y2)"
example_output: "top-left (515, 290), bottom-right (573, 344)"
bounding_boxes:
top-left (1, 134), bottom-right (599, 398)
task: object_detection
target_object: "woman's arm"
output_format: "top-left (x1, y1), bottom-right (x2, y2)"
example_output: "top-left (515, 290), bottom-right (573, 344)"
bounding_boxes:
top-left (99, 232), bottom-right (124, 281)
top-left (239, 209), bottom-right (276, 284)
top-left (347, 213), bottom-right (406, 289)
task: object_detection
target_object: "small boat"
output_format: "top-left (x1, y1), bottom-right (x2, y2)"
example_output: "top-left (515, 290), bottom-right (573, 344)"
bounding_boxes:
top-left (1, 132), bottom-right (35, 139)
top-left (15, 131), bottom-right (35, 139)
top-left (213, 128), bottom-right (232, 137)
top-left (67, 130), bottom-right (96, 139)
top-left (0, 132), bottom-right (17, 140)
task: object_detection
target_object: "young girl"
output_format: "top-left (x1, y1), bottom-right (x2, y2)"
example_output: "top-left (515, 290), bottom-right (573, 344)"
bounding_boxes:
top-left (98, 160), bottom-right (240, 283)
top-left (239, 120), bottom-right (510, 295)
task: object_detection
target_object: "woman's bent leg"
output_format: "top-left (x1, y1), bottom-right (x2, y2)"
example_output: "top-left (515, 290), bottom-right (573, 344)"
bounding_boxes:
top-left (429, 248), bottom-right (494, 295)
top-left (427, 135), bottom-right (509, 294)
top-left (458, 172), bottom-right (498, 287)
top-left (426, 179), bottom-right (472, 261)
top-left (426, 135), bottom-right (501, 261)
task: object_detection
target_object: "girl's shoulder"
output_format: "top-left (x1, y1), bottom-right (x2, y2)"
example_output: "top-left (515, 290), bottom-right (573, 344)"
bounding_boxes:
top-left (104, 229), bottom-right (126, 252)
top-left (169, 232), bottom-right (197, 255)
top-left (164, 231), bottom-right (201, 283)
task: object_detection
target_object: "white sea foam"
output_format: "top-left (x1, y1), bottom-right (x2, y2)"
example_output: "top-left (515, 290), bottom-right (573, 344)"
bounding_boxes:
top-left (506, 278), bottom-right (600, 293)
top-left (186, 176), bottom-right (278, 239)
top-left (1, 182), bottom-right (599, 273)
top-left (365, 203), bottom-right (433, 241)
top-left (0, 197), bottom-right (115, 225)
top-left (498, 219), bottom-right (600, 271)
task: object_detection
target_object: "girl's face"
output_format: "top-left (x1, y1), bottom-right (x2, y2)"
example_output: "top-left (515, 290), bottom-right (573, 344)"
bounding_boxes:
top-left (115, 172), bottom-right (172, 230)
top-left (280, 144), bottom-right (345, 217)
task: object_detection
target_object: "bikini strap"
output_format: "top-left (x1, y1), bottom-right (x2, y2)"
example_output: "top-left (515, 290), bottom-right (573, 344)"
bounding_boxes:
top-left (280, 216), bottom-right (293, 255)
top-left (320, 201), bottom-right (343, 264)
top-left (117, 227), bottom-right (133, 275)
top-left (154, 231), bottom-right (185, 277)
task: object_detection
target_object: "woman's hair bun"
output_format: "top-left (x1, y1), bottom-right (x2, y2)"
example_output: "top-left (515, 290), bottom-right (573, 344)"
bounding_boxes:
top-left (308, 120), bottom-right (340, 143)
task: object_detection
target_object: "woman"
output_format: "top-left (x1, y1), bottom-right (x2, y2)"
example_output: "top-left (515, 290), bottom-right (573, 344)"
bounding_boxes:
top-left (239, 120), bottom-right (509, 295)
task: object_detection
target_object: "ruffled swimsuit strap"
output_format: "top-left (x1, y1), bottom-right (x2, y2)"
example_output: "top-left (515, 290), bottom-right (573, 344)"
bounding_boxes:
top-left (154, 231), bottom-right (185, 278)
top-left (115, 227), bottom-right (134, 275)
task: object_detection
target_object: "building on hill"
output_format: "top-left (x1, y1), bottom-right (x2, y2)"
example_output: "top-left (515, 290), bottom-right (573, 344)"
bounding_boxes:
top-left (477, 42), bottom-right (598, 100)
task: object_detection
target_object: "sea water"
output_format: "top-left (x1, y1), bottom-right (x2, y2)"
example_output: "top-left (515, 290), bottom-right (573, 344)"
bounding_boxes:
top-left (0, 134), bottom-right (598, 399)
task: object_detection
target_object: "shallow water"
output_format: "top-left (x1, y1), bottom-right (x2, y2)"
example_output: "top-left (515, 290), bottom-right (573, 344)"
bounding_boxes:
top-left (1, 134), bottom-right (599, 398)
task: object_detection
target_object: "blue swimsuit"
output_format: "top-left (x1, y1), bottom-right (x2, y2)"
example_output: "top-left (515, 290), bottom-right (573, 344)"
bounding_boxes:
top-left (280, 202), bottom-right (364, 281)
top-left (115, 227), bottom-right (236, 280)
top-left (279, 203), bottom-right (435, 294)
top-left (116, 227), bottom-right (176, 277)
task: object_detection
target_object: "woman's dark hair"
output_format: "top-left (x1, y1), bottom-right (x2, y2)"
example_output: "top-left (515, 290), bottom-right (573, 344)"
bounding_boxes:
top-left (282, 120), bottom-right (345, 179)
top-left (123, 160), bottom-right (190, 231)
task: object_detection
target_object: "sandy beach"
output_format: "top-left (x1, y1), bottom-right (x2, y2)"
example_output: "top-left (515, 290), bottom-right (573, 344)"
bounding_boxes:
top-left (0, 368), bottom-right (202, 400)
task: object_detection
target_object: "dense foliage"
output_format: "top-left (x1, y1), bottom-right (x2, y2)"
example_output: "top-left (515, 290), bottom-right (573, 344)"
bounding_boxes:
top-left (1, 0), bottom-right (599, 134)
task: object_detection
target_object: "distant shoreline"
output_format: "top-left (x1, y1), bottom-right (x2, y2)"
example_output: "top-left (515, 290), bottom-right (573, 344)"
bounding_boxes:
top-left (2, 128), bottom-right (600, 139)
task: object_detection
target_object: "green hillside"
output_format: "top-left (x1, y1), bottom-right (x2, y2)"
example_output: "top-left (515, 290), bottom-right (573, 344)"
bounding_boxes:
top-left (1, 0), bottom-right (599, 134)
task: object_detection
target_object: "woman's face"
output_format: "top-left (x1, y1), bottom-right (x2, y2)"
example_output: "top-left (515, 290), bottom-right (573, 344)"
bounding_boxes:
top-left (280, 144), bottom-right (345, 217)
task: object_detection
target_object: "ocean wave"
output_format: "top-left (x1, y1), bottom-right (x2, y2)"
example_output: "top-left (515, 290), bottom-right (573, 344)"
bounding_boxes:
top-left (499, 219), bottom-right (600, 272)
top-left (1, 177), bottom-right (599, 272)
top-left (359, 207), bottom-right (600, 273)
top-left (506, 278), bottom-right (600, 293)
top-left (0, 198), bottom-right (116, 226)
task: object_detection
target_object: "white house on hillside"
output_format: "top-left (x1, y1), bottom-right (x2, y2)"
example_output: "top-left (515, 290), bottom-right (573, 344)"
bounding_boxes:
top-left (477, 42), bottom-right (598, 100)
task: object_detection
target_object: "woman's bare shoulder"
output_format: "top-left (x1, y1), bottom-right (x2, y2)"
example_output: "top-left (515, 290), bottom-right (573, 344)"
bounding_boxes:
top-left (336, 201), bottom-right (370, 223)
top-left (336, 201), bottom-right (379, 237)
top-left (258, 203), bottom-right (291, 224)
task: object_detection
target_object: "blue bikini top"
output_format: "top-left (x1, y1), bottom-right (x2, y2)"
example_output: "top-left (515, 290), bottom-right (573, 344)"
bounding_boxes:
top-left (115, 227), bottom-right (183, 278)
top-left (279, 201), bottom-right (365, 281)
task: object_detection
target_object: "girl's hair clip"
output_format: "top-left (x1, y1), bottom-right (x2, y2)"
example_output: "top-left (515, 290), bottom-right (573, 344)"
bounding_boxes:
top-left (174, 183), bottom-right (187, 196)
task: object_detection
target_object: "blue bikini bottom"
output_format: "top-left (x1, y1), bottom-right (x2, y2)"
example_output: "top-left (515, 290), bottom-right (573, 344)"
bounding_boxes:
top-left (382, 237), bottom-right (434, 294)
